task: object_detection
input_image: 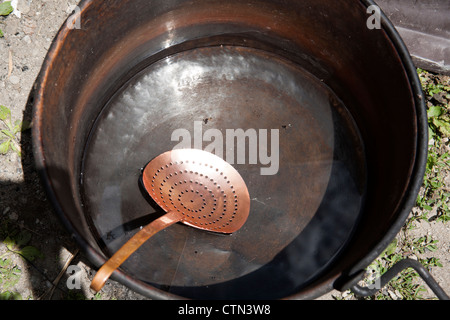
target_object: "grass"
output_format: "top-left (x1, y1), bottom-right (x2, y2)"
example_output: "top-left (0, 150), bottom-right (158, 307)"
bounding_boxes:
top-left (414, 69), bottom-right (450, 223)
top-left (415, 147), bottom-right (450, 222)
top-left (0, 257), bottom-right (22, 300)
top-left (337, 68), bottom-right (450, 300)
top-left (0, 217), bottom-right (113, 300)
top-left (0, 1), bottom-right (13, 38)
top-left (359, 235), bottom-right (443, 300)
top-left (0, 105), bottom-right (31, 156)
top-left (0, 218), bottom-right (44, 300)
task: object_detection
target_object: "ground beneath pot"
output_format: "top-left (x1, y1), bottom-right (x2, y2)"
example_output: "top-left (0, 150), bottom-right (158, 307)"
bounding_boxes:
top-left (0, 0), bottom-right (448, 300)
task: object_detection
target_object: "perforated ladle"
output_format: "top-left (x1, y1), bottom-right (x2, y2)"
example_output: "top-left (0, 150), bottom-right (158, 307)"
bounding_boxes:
top-left (90, 149), bottom-right (251, 292)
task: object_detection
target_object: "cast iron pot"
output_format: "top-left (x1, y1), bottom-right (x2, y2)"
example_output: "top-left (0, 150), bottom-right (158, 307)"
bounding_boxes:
top-left (32, 0), bottom-right (430, 299)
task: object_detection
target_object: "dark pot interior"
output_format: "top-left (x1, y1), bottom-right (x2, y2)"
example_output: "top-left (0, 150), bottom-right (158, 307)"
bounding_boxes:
top-left (32, 0), bottom-right (427, 299)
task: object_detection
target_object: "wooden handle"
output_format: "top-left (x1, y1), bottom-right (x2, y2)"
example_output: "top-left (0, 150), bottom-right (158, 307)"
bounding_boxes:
top-left (90, 211), bottom-right (182, 292)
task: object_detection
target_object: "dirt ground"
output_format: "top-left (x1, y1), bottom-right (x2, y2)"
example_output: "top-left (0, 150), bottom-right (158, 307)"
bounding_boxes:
top-left (0, 1), bottom-right (448, 300)
top-left (0, 0), bottom-right (146, 300)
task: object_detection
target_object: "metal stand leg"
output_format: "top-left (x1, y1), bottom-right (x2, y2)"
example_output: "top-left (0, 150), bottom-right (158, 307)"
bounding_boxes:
top-left (350, 259), bottom-right (449, 300)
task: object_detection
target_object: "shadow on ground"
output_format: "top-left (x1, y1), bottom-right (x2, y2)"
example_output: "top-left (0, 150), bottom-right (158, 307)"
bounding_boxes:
top-left (0, 86), bottom-right (146, 300)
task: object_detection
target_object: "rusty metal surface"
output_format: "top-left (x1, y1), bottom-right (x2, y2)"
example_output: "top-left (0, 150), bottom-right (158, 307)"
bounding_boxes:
top-left (32, 0), bottom-right (427, 299)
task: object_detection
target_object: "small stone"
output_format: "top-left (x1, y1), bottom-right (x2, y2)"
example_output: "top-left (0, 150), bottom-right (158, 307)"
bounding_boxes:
top-left (388, 289), bottom-right (399, 300)
top-left (444, 175), bottom-right (450, 187)
top-left (9, 75), bottom-right (20, 85)
top-left (17, 0), bottom-right (30, 15)
top-left (23, 35), bottom-right (31, 44)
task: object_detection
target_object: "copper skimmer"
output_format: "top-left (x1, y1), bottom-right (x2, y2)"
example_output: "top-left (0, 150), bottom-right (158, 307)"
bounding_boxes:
top-left (90, 149), bottom-right (251, 291)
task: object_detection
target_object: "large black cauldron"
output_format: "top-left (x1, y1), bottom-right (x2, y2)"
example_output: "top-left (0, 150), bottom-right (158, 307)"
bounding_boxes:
top-left (32, 0), bottom-right (431, 299)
